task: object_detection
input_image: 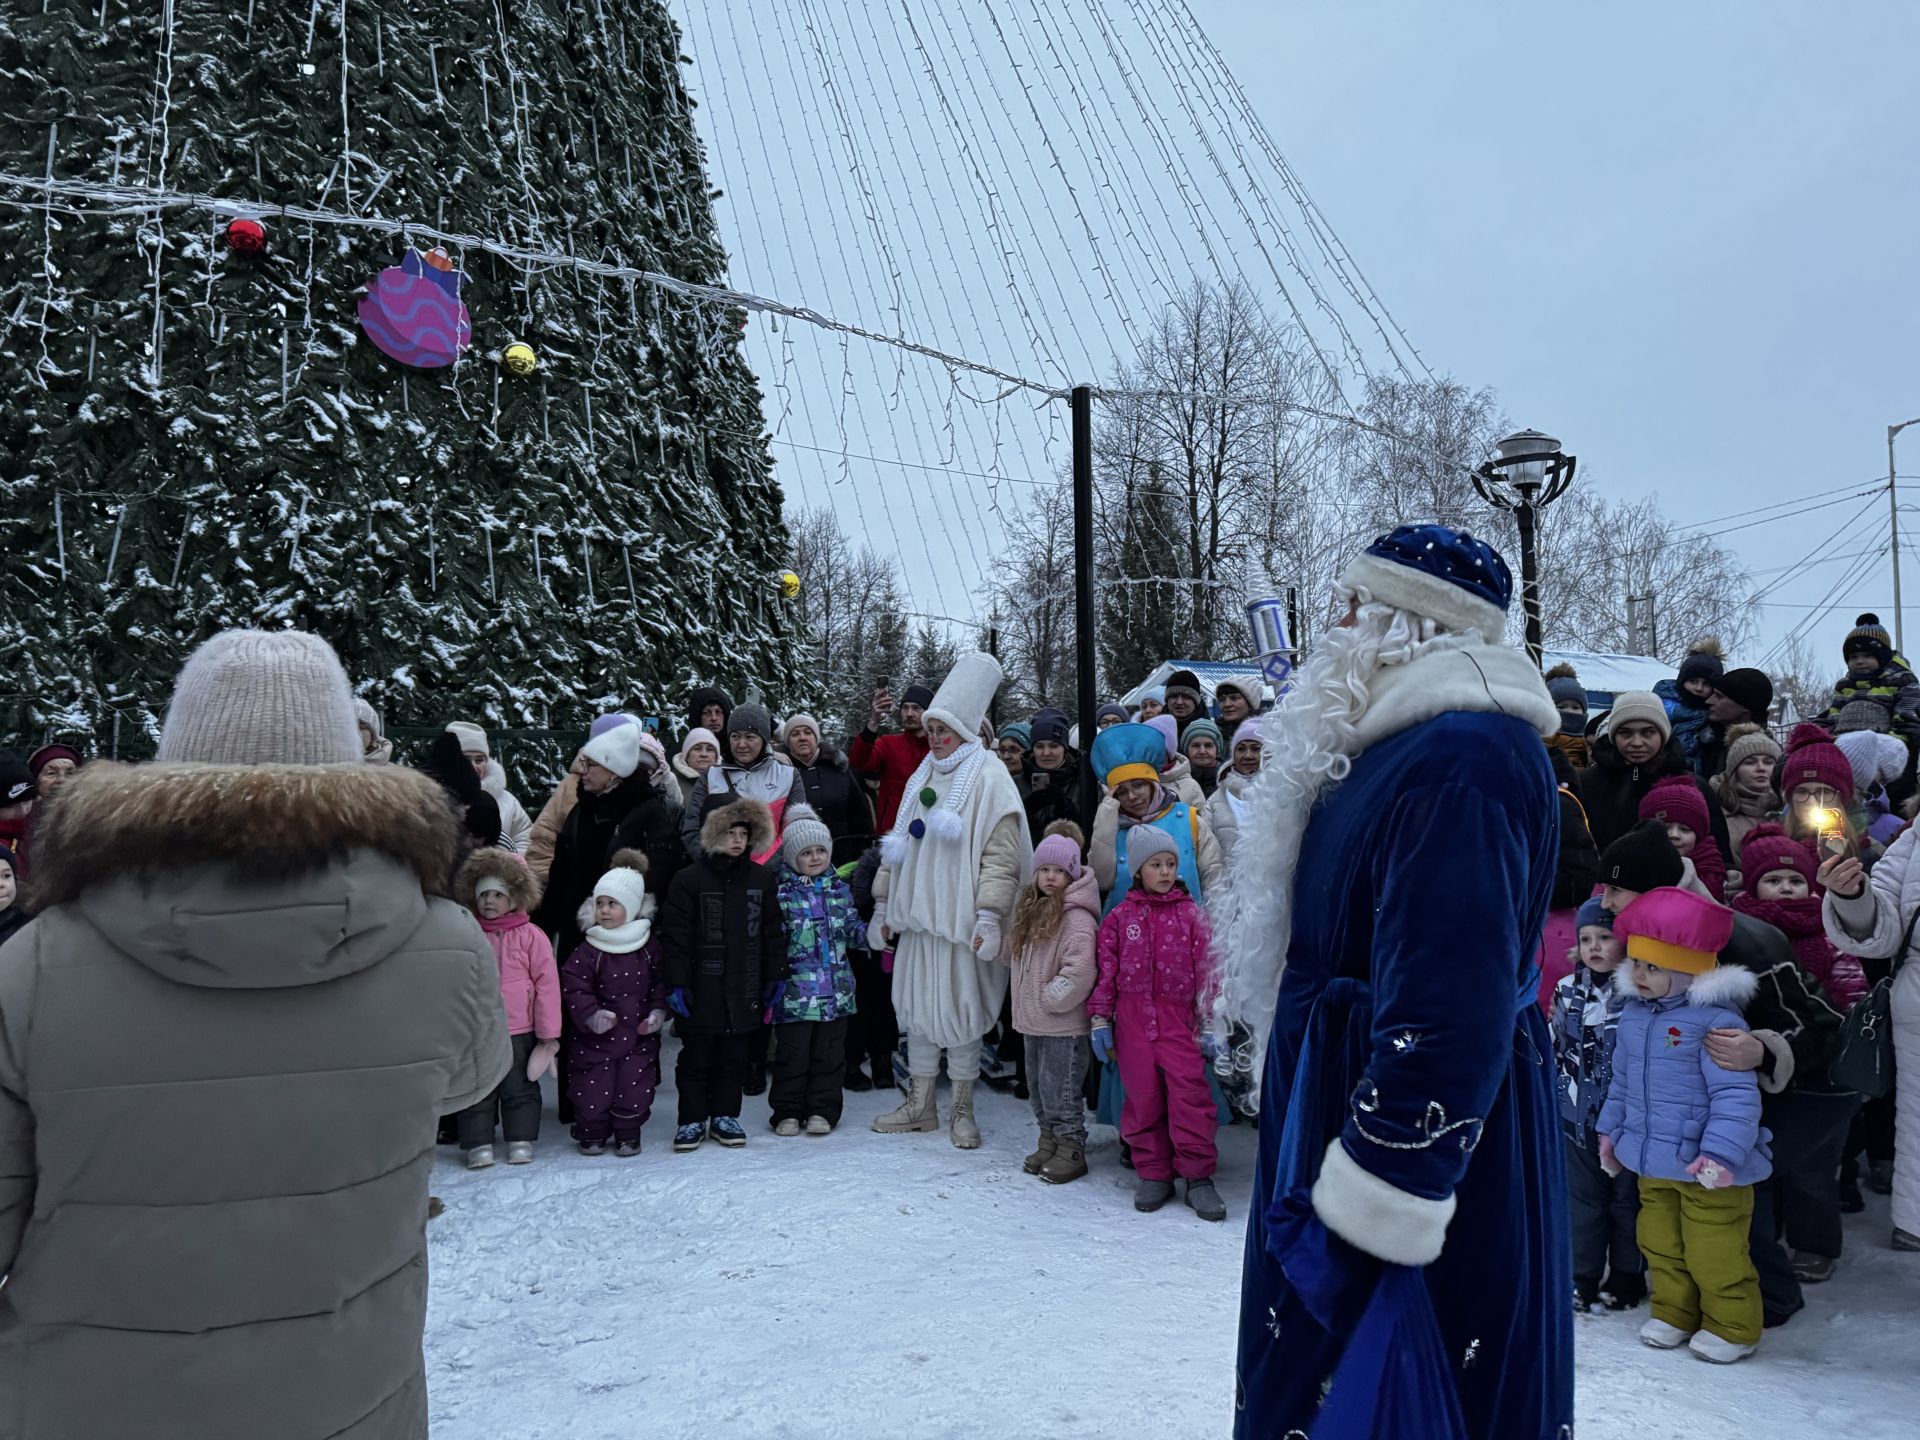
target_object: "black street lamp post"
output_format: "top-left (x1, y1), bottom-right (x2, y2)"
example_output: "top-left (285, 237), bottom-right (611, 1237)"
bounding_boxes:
top-left (1472, 429), bottom-right (1576, 665)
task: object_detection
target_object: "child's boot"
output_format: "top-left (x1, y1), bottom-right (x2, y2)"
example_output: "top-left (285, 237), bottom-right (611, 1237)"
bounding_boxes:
top-left (1184, 1178), bottom-right (1226, 1222)
top-left (710, 1117), bottom-right (747, 1148)
top-left (673, 1122), bottom-right (706, 1152)
top-left (1638, 1318), bottom-right (1693, 1349)
top-left (1600, 1270), bottom-right (1644, 1310)
top-left (949, 1078), bottom-right (981, 1149)
top-left (805, 1115), bottom-right (833, 1136)
top-left (1573, 1274), bottom-right (1602, 1313)
top-left (614, 1138), bottom-right (642, 1158)
top-left (774, 1118), bottom-right (802, 1138)
top-left (1039, 1140), bottom-right (1087, 1185)
top-left (1023, 1129), bottom-right (1057, 1175)
top-left (1134, 1177), bottom-right (1175, 1212)
top-left (505, 1141), bottom-right (535, 1165)
top-left (1688, 1331), bottom-right (1756, 1364)
top-left (872, 1076), bottom-right (938, 1133)
top-left (465, 1145), bottom-right (495, 1171)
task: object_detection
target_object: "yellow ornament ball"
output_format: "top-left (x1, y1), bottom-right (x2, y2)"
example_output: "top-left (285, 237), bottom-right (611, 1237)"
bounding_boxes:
top-left (501, 342), bottom-right (538, 376)
top-left (778, 569), bottom-right (802, 600)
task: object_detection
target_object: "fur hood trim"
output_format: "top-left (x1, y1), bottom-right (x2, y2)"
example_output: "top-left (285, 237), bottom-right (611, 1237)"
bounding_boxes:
top-left (1612, 963), bottom-right (1758, 1011)
top-left (700, 797), bottom-right (775, 856)
top-left (459, 847), bottom-right (542, 913)
top-left (31, 761), bottom-right (461, 907)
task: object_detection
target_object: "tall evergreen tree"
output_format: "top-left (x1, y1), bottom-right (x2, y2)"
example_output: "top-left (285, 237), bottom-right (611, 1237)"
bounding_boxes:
top-left (0, 0), bottom-right (800, 763)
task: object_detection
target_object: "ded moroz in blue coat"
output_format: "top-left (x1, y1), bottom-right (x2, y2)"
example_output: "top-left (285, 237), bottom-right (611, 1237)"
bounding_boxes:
top-left (1233, 644), bottom-right (1572, 1440)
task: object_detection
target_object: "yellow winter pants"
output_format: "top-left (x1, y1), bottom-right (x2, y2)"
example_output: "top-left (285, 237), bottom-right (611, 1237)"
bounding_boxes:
top-left (1637, 1177), bottom-right (1761, 1344)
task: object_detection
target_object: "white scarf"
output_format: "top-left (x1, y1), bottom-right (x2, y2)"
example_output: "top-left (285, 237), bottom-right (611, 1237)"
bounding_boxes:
top-left (881, 740), bottom-right (992, 866)
top-left (586, 915), bottom-right (653, 954)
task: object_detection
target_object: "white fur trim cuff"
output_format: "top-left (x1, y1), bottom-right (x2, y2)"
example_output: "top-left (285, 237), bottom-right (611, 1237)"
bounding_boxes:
top-left (1340, 552), bottom-right (1507, 641)
top-left (1311, 1138), bottom-right (1456, 1267)
top-left (1752, 1029), bottom-right (1795, 1095)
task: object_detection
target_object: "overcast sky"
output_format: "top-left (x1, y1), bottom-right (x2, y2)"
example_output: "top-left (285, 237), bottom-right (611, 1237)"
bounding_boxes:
top-left (1212, 0), bottom-right (1920, 670)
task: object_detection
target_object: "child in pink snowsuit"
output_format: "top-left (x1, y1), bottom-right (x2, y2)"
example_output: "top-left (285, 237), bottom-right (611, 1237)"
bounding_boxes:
top-left (1090, 826), bottom-right (1225, 1222)
top-left (457, 847), bottom-right (562, 1167)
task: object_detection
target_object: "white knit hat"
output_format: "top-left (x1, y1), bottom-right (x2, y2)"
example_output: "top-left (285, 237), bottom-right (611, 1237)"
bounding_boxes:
top-left (781, 713), bottom-right (821, 743)
top-left (592, 865), bottom-right (648, 920)
top-left (1836, 729), bottom-right (1907, 793)
top-left (679, 726), bottom-right (720, 761)
top-left (353, 697), bottom-right (383, 737)
top-left (445, 720), bottom-right (489, 756)
top-left (582, 722), bottom-right (642, 779)
top-left (924, 652), bottom-right (1004, 741)
top-left (157, 629), bottom-right (363, 766)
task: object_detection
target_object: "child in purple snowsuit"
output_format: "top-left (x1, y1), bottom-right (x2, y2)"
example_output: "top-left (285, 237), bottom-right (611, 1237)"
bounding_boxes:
top-left (561, 854), bottom-right (669, 1156)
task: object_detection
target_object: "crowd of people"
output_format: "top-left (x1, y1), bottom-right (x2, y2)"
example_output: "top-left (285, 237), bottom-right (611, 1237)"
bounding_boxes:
top-left (1, 557), bottom-right (1916, 1434)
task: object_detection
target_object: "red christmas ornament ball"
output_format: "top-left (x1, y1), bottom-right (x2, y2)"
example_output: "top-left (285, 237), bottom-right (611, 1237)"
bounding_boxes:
top-left (226, 218), bottom-right (267, 254)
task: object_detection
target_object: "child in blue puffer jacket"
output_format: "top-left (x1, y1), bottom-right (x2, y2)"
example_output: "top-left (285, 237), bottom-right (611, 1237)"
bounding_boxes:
top-left (1600, 887), bottom-right (1772, 1365)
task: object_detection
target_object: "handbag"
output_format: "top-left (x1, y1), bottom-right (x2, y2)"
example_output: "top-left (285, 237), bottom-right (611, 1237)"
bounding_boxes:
top-left (1828, 904), bottom-right (1915, 1099)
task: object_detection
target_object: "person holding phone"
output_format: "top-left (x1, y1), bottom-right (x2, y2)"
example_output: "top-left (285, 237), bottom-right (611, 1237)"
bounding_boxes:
top-left (849, 679), bottom-right (934, 833)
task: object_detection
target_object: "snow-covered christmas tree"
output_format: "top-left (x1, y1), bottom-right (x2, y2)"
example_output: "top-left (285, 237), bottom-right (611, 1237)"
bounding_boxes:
top-left (0, 0), bottom-right (801, 756)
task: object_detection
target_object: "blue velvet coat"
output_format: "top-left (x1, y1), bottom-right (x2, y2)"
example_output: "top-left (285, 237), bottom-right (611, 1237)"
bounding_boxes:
top-left (1235, 711), bottom-right (1573, 1440)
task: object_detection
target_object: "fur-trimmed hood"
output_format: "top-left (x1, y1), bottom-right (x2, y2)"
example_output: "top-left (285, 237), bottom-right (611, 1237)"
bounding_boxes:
top-left (459, 846), bottom-right (542, 914)
top-left (699, 797), bottom-right (775, 857)
top-left (1613, 962), bottom-right (1758, 1011)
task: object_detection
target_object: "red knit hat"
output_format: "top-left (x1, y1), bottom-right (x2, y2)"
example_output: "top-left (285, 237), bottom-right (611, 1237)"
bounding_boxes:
top-left (1780, 722), bottom-right (1855, 805)
top-left (1614, 886), bottom-right (1735, 976)
top-left (1638, 775), bottom-right (1710, 838)
top-left (1740, 822), bottom-right (1819, 891)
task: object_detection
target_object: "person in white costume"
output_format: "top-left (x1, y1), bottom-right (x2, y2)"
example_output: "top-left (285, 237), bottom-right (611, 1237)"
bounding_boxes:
top-left (868, 653), bottom-right (1034, 1148)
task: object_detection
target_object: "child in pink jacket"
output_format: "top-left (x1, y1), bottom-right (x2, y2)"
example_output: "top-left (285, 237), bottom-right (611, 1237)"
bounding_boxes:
top-left (458, 847), bottom-right (562, 1168)
top-left (1090, 826), bottom-right (1224, 1223)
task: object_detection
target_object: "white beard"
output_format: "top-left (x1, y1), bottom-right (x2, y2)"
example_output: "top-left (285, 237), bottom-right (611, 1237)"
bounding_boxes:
top-left (1211, 597), bottom-right (1478, 1100)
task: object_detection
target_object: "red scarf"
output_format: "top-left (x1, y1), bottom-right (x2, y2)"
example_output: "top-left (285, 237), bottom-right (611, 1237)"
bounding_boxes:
top-left (1731, 892), bottom-right (1867, 1010)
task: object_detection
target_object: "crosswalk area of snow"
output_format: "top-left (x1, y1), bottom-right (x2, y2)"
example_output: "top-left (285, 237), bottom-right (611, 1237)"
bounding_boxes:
top-left (425, 1046), bottom-right (1919, 1439)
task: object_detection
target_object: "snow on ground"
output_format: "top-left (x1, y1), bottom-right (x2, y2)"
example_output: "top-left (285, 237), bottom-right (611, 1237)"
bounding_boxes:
top-left (426, 1046), bottom-right (1920, 1439)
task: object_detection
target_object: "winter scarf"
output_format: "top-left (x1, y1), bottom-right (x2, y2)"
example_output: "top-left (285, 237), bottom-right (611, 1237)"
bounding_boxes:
top-left (882, 740), bottom-right (994, 861)
top-left (586, 914), bottom-right (653, 954)
top-left (880, 740), bottom-right (1031, 947)
top-left (1731, 892), bottom-right (1868, 1011)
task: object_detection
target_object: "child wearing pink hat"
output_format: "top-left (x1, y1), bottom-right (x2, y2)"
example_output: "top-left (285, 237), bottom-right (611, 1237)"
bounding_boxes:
top-left (1639, 774), bottom-right (1728, 901)
top-left (1600, 887), bottom-right (1771, 1364)
top-left (1732, 824), bottom-right (1868, 1010)
top-left (999, 821), bottom-right (1101, 1184)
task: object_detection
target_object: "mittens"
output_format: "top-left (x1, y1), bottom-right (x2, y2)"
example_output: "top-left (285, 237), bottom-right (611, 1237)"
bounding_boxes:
top-left (971, 909), bottom-right (1002, 958)
top-left (1090, 1020), bottom-right (1114, 1065)
top-left (1687, 1154), bottom-right (1735, 1189)
top-left (639, 1009), bottom-right (667, 1037)
top-left (585, 1009), bottom-right (617, 1035)
top-left (866, 909), bottom-right (891, 954)
top-left (526, 1039), bottom-right (559, 1082)
top-left (668, 988), bottom-right (691, 1019)
top-left (761, 981), bottom-right (787, 1027)
top-left (1597, 1134), bottom-right (1621, 1178)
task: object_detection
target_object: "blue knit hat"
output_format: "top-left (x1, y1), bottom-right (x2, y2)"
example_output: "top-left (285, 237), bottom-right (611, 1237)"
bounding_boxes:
top-left (1576, 896), bottom-right (1615, 933)
top-left (1339, 524), bottom-right (1513, 638)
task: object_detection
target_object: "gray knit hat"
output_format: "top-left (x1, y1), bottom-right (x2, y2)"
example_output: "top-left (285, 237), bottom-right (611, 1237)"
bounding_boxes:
top-left (1124, 823), bottom-right (1180, 876)
top-left (1722, 723), bottom-right (1782, 774)
top-left (727, 703), bottom-right (774, 745)
top-left (157, 629), bottom-right (363, 766)
top-left (1603, 691), bottom-right (1671, 742)
top-left (1831, 699), bottom-right (1891, 736)
top-left (781, 807), bottom-right (834, 868)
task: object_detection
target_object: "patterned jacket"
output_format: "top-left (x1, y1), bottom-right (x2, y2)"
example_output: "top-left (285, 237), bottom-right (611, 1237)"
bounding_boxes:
top-left (773, 870), bottom-right (861, 1023)
top-left (1551, 962), bottom-right (1626, 1146)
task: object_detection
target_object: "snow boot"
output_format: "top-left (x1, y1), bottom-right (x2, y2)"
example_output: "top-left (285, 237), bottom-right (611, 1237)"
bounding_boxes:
top-left (1869, 1159), bottom-right (1894, 1194)
top-left (710, 1116), bottom-right (747, 1148)
top-left (614, 1139), bottom-right (642, 1158)
top-left (1024, 1130), bottom-right (1058, 1175)
top-left (1638, 1318), bottom-right (1693, 1349)
top-left (1895, 1228), bottom-right (1920, 1252)
top-left (1039, 1140), bottom-right (1087, 1185)
top-left (1184, 1178), bottom-right (1226, 1222)
top-left (1688, 1331), bottom-right (1756, 1364)
top-left (774, 1118), bottom-right (802, 1138)
top-left (1791, 1251), bottom-right (1835, 1283)
top-left (1600, 1269), bottom-right (1646, 1310)
top-left (1573, 1274), bottom-right (1602, 1313)
top-left (844, 1067), bottom-right (874, 1093)
top-left (465, 1145), bottom-right (496, 1171)
top-left (673, 1122), bottom-right (706, 1153)
top-left (872, 1076), bottom-right (939, 1133)
top-left (1839, 1168), bottom-right (1865, 1214)
top-left (805, 1115), bottom-right (833, 1136)
top-left (578, 1140), bottom-right (607, 1157)
top-left (949, 1078), bottom-right (982, 1149)
top-left (505, 1141), bottom-right (535, 1165)
top-left (1134, 1178), bottom-right (1175, 1213)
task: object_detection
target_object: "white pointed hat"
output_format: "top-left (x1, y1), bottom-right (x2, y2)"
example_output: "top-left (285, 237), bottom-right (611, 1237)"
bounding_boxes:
top-left (924, 652), bottom-right (1004, 741)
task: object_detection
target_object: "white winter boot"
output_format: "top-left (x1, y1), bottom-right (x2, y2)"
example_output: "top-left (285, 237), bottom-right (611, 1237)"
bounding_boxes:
top-left (949, 1078), bottom-right (981, 1149)
top-left (872, 1076), bottom-right (939, 1133)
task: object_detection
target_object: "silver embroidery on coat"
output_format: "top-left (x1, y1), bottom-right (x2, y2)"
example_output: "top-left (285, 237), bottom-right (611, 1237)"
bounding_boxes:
top-left (1349, 1078), bottom-right (1485, 1152)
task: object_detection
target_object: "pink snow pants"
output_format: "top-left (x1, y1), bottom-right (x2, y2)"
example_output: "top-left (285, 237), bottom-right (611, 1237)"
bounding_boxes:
top-left (1116, 1019), bottom-right (1217, 1182)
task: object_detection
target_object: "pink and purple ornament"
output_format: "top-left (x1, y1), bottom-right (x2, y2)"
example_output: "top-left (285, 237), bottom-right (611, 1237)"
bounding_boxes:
top-left (357, 246), bottom-right (471, 369)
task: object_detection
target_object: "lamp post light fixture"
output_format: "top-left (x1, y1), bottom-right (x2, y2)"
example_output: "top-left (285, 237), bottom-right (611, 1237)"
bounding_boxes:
top-left (1473, 428), bottom-right (1577, 665)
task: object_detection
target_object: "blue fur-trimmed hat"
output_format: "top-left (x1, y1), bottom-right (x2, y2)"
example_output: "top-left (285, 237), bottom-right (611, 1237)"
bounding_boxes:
top-left (1339, 524), bottom-right (1513, 639)
top-left (1091, 722), bottom-right (1167, 790)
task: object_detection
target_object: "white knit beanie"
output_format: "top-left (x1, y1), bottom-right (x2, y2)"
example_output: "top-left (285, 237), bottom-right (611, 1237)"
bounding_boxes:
top-left (592, 865), bottom-right (649, 920)
top-left (1836, 729), bottom-right (1907, 793)
top-left (158, 629), bottom-right (363, 766)
top-left (445, 720), bottom-right (489, 756)
top-left (781, 713), bottom-right (821, 744)
top-left (582, 722), bottom-right (642, 779)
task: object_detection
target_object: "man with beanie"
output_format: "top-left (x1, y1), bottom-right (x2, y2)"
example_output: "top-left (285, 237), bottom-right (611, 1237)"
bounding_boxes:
top-left (850, 680), bottom-right (935, 832)
top-left (0, 629), bottom-right (507, 1440)
top-left (1821, 613), bottom-right (1920, 737)
top-left (1162, 668), bottom-right (1205, 740)
top-left (868, 653), bottom-right (1032, 1150)
top-left (447, 720), bottom-right (533, 855)
top-left (1219, 526), bottom-right (1571, 1437)
top-left (1702, 667), bottom-right (1776, 779)
top-left (782, 713), bottom-right (875, 868)
top-left (1577, 691), bottom-right (1732, 856)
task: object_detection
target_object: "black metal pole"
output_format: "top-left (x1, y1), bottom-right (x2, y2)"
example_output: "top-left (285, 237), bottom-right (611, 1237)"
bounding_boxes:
top-left (1072, 385), bottom-right (1099, 830)
top-left (1516, 495), bottom-right (1542, 665)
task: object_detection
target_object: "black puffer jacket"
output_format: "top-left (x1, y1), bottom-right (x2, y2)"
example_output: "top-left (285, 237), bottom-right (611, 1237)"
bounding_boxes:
top-left (1718, 910), bottom-right (1846, 1095)
top-left (659, 800), bottom-right (786, 1034)
top-left (789, 745), bottom-right (875, 867)
top-left (609, 787), bottom-right (688, 900)
top-left (1577, 734), bottom-right (1732, 857)
top-left (1549, 747), bottom-right (1601, 911)
top-left (534, 771), bottom-right (657, 960)
top-left (1022, 753), bottom-right (1086, 842)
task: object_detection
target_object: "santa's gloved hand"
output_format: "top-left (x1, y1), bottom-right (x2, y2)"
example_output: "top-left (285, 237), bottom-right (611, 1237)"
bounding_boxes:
top-left (638, 1009), bottom-right (667, 1036)
top-left (1598, 1134), bottom-right (1622, 1178)
top-left (668, 988), bottom-right (691, 1019)
top-left (1687, 1154), bottom-right (1735, 1189)
top-left (971, 909), bottom-right (1002, 957)
top-left (584, 1009), bottom-right (617, 1035)
top-left (526, 1039), bottom-right (559, 1081)
top-left (1090, 1020), bottom-right (1114, 1065)
top-left (866, 909), bottom-right (891, 954)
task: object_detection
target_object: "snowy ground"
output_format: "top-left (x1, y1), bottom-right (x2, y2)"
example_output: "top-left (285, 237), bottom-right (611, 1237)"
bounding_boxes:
top-left (426, 1045), bottom-right (1919, 1439)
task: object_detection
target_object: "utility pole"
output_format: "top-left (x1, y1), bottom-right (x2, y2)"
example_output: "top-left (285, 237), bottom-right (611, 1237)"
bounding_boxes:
top-left (1072, 386), bottom-right (1098, 829)
top-left (1890, 419), bottom-right (1920, 652)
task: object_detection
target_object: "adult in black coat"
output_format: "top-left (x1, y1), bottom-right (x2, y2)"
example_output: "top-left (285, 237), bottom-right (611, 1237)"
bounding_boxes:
top-left (1548, 746), bottom-right (1600, 911)
top-left (1020, 707), bottom-right (1085, 842)
top-left (608, 776), bottom-right (687, 901)
top-left (686, 686), bottom-right (733, 745)
top-left (535, 766), bottom-right (658, 964)
top-left (781, 716), bottom-right (875, 867)
top-left (1577, 699), bottom-right (1731, 857)
top-left (417, 730), bottom-right (502, 849)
